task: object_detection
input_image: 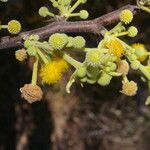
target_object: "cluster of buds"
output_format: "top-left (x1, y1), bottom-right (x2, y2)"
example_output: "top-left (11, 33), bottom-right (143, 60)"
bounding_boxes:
top-left (39, 0), bottom-right (89, 20)
top-left (17, 33), bottom-right (86, 103)
top-left (15, 8), bottom-right (150, 105)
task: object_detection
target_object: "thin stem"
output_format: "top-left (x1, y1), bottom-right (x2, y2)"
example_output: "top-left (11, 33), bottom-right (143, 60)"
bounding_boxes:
top-left (37, 48), bottom-right (49, 64)
top-left (31, 57), bottom-right (38, 85)
top-left (34, 41), bottom-right (53, 54)
top-left (63, 53), bottom-right (82, 68)
top-left (113, 31), bottom-right (128, 37)
top-left (68, 0), bottom-right (81, 13)
top-left (1, 25), bottom-right (8, 29)
top-left (138, 5), bottom-right (150, 13)
top-left (46, 11), bottom-right (55, 17)
top-left (109, 22), bottom-right (123, 34)
top-left (139, 64), bottom-right (150, 80)
top-left (68, 13), bottom-right (80, 17)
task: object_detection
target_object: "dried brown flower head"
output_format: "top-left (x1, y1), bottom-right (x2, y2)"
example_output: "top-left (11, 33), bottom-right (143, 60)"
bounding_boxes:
top-left (20, 84), bottom-right (43, 103)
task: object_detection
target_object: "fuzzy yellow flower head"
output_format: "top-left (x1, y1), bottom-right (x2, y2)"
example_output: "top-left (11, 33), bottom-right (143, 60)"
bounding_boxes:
top-left (119, 9), bottom-right (133, 24)
top-left (7, 20), bottom-right (21, 34)
top-left (40, 57), bottom-right (69, 84)
top-left (121, 80), bottom-right (138, 96)
top-left (106, 39), bottom-right (124, 58)
top-left (132, 43), bottom-right (148, 62)
top-left (53, 56), bottom-right (69, 71)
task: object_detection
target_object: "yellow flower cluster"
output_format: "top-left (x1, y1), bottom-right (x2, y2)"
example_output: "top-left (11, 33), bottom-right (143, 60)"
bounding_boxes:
top-left (106, 39), bottom-right (124, 58)
top-left (40, 57), bottom-right (69, 84)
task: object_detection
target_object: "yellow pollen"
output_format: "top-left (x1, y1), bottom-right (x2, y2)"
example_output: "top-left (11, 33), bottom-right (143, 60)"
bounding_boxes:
top-left (106, 39), bottom-right (124, 58)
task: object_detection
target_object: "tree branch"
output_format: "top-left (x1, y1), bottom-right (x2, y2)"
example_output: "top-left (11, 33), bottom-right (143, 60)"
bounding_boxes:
top-left (0, 4), bottom-right (138, 50)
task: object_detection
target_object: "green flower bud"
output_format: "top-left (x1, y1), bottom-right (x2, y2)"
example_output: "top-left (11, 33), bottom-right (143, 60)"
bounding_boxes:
top-left (52, 1), bottom-right (58, 7)
top-left (24, 40), bottom-right (34, 48)
top-left (39, 7), bottom-right (49, 17)
top-left (27, 46), bottom-right (37, 56)
top-left (79, 10), bottom-right (89, 19)
top-left (86, 66), bottom-right (99, 78)
top-left (72, 36), bottom-right (86, 49)
top-left (128, 26), bottom-right (138, 37)
top-left (130, 60), bottom-right (140, 70)
top-left (85, 49), bottom-right (103, 67)
top-left (48, 33), bottom-right (68, 50)
top-left (109, 63), bottom-right (117, 71)
top-left (76, 67), bottom-right (87, 78)
top-left (66, 37), bottom-right (74, 47)
top-left (97, 72), bottom-right (112, 86)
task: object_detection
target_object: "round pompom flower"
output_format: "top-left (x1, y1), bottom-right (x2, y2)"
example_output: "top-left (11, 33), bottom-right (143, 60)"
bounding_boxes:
top-left (119, 9), bottom-right (133, 24)
top-left (117, 59), bottom-right (129, 75)
top-left (15, 49), bottom-right (27, 61)
top-left (128, 26), bottom-right (138, 37)
top-left (121, 80), bottom-right (138, 96)
top-left (106, 39), bottom-right (124, 58)
top-left (49, 33), bottom-right (68, 50)
top-left (132, 43), bottom-right (148, 62)
top-left (79, 10), bottom-right (89, 19)
top-left (72, 36), bottom-right (86, 49)
top-left (7, 20), bottom-right (21, 34)
top-left (39, 7), bottom-right (49, 17)
top-left (53, 56), bottom-right (69, 71)
top-left (40, 57), bottom-right (69, 84)
top-left (85, 49), bottom-right (103, 67)
top-left (20, 84), bottom-right (43, 103)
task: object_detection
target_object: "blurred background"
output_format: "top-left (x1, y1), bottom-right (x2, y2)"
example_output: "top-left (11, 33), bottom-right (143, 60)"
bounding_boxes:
top-left (0, 0), bottom-right (150, 150)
